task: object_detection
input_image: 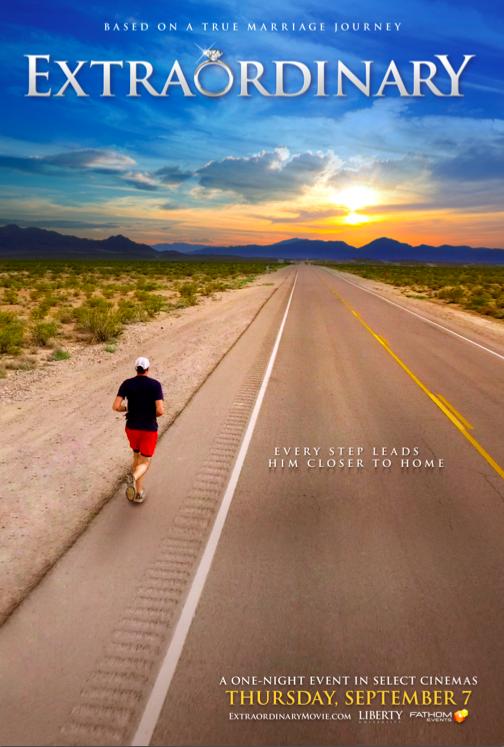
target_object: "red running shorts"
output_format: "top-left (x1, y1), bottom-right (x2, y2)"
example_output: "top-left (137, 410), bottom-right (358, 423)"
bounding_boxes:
top-left (125, 427), bottom-right (158, 457)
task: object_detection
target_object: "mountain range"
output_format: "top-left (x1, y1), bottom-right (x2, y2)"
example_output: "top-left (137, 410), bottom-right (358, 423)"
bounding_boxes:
top-left (0, 224), bottom-right (167, 259)
top-left (155, 236), bottom-right (504, 264)
top-left (1, 225), bottom-right (503, 264)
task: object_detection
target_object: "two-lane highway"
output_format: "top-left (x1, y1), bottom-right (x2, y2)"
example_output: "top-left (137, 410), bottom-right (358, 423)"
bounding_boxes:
top-left (150, 265), bottom-right (504, 746)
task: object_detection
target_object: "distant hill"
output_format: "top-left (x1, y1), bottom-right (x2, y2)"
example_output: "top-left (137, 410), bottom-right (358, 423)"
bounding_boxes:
top-left (153, 238), bottom-right (358, 261)
top-left (182, 236), bottom-right (504, 264)
top-left (0, 224), bottom-right (176, 259)
top-left (154, 242), bottom-right (209, 254)
top-left (356, 237), bottom-right (504, 264)
top-left (193, 238), bottom-right (357, 261)
top-left (153, 236), bottom-right (504, 263)
top-left (2, 226), bottom-right (504, 264)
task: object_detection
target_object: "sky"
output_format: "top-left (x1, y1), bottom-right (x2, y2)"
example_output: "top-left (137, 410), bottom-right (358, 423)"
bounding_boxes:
top-left (0, 0), bottom-right (503, 248)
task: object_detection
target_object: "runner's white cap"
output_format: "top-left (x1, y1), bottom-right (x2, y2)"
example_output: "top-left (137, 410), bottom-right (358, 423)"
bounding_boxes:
top-left (135, 356), bottom-right (150, 370)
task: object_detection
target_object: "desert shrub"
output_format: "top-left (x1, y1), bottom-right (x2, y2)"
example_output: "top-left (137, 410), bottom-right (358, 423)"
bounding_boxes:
top-left (50, 348), bottom-right (71, 361)
top-left (139, 293), bottom-right (165, 317)
top-left (488, 284), bottom-right (501, 299)
top-left (18, 356), bottom-right (37, 370)
top-left (56, 306), bottom-right (74, 324)
top-left (200, 280), bottom-right (228, 296)
top-left (33, 281), bottom-right (51, 293)
top-left (3, 288), bottom-right (19, 304)
top-left (82, 282), bottom-right (95, 295)
top-left (31, 300), bottom-right (51, 320)
top-left (236, 274), bottom-right (255, 288)
top-left (467, 292), bottom-right (491, 309)
top-left (32, 321), bottom-right (59, 346)
top-left (117, 299), bottom-right (146, 324)
top-left (178, 282), bottom-right (198, 306)
top-left (322, 263), bottom-right (504, 320)
top-left (0, 259), bottom-right (276, 346)
top-left (179, 281), bottom-right (197, 296)
top-left (0, 312), bottom-right (25, 354)
top-left (6, 355), bottom-right (37, 371)
top-left (75, 299), bottom-right (122, 342)
top-left (436, 286), bottom-right (465, 303)
top-left (199, 284), bottom-right (214, 297)
top-left (136, 279), bottom-right (159, 291)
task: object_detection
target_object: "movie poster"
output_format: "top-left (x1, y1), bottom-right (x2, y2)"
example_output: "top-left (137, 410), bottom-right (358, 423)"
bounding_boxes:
top-left (0, 1), bottom-right (503, 746)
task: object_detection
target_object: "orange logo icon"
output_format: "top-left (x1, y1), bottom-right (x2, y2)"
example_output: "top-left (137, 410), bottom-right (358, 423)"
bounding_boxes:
top-left (454, 709), bottom-right (469, 723)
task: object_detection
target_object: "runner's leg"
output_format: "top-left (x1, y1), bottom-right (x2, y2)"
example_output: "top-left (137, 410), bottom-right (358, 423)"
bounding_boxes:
top-left (131, 451), bottom-right (140, 473)
top-left (134, 455), bottom-right (151, 493)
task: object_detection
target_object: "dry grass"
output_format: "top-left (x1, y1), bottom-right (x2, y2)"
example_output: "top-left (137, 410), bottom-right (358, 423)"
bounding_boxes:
top-left (0, 259), bottom-right (275, 372)
top-left (324, 264), bottom-right (504, 320)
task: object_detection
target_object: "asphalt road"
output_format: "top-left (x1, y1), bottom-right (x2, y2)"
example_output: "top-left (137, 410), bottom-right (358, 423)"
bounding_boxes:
top-left (1, 265), bottom-right (503, 746)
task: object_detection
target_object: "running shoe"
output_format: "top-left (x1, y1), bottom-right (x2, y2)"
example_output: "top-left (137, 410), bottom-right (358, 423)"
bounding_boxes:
top-left (133, 490), bottom-right (146, 504)
top-left (125, 473), bottom-right (136, 502)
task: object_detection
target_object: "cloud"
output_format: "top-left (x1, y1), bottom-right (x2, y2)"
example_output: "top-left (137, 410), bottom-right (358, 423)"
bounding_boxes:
top-left (122, 171), bottom-right (160, 191)
top-left (0, 148), bottom-right (165, 191)
top-left (0, 155), bottom-right (48, 173)
top-left (0, 148), bottom-right (199, 193)
top-left (433, 142), bottom-right (504, 182)
top-left (267, 207), bottom-right (347, 223)
top-left (196, 148), bottom-right (336, 203)
top-left (45, 150), bottom-right (136, 173)
top-left (0, 218), bottom-right (121, 229)
top-left (155, 165), bottom-right (193, 185)
top-left (349, 155), bottom-right (431, 187)
top-left (0, 149), bottom-right (137, 176)
top-left (159, 201), bottom-right (180, 210)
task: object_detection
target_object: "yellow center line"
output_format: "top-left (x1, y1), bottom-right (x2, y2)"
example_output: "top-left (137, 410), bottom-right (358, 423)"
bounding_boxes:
top-left (323, 278), bottom-right (504, 482)
top-left (436, 393), bottom-right (474, 431)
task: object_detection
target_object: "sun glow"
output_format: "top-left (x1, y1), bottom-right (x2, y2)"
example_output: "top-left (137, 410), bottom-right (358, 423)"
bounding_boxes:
top-left (327, 184), bottom-right (379, 226)
top-left (334, 185), bottom-right (378, 212)
top-left (345, 212), bottom-right (370, 225)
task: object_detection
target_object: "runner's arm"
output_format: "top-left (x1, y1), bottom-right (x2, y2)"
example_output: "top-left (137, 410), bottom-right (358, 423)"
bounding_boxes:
top-left (155, 399), bottom-right (164, 417)
top-left (113, 395), bottom-right (127, 413)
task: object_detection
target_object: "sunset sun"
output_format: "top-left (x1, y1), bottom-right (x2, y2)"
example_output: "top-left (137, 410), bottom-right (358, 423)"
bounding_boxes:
top-left (329, 185), bottom-right (379, 226)
top-left (334, 185), bottom-right (378, 212)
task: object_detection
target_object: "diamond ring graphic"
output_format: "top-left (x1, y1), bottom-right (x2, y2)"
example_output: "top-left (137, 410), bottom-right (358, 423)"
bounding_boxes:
top-left (194, 46), bottom-right (233, 97)
top-left (202, 48), bottom-right (224, 62)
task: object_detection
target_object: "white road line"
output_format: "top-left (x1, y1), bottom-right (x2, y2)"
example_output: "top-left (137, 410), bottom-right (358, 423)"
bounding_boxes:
top-left (131, 272), bottom-right (298, 747)
top-left (324, 267), bottom-right (504, 362)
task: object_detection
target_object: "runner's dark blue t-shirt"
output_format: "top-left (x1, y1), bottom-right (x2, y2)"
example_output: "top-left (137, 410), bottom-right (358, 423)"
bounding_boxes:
top-left (117, 375), bottom-right (164, 432)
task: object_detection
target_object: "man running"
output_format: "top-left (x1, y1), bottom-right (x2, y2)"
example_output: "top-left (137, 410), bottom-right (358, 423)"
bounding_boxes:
top-left (113, 356), bottom-right (164, 503)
